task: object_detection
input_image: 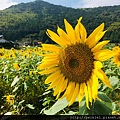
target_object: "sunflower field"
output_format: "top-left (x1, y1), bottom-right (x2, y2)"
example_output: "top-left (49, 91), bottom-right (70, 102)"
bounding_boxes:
top-left (0, 45), bottom-right (119, 116)
top-left (0, 17), bottom-right (120, 116)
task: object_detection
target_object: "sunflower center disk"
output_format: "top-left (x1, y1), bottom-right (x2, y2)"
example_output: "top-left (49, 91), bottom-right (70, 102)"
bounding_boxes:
top-left (69, 59), bottom-right (79, 68)
top-left (59, 43), bottom-right (94, 84)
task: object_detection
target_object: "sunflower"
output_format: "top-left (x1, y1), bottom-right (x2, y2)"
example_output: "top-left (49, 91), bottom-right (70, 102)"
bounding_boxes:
top-left (38, 17), bottom-right (114, 109)
top-left (13, 63), bottom-right (20, 70)
top-left (6, 95), bottom-right (14, 105)
top-left (112, 46), bottom-right (120, 67)
top-left (0, 47), bottom-right (4, 58)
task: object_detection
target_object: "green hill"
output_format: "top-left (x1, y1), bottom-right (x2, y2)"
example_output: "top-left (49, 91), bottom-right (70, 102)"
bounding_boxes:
top-left (0, 0), bottom-right (120, 43)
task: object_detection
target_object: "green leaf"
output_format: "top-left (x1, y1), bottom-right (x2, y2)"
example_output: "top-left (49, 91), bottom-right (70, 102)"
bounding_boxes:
top-left (101, 85), bottom-right (107, 91)
top-left (79, 100), bottom-right (88, 115)
top-left (26, 104), bottom-right (35, 109)
top-left (79, 100), bottom-right (112, 115)
top-left (44, 98), bottom-right (69, 115)
top-left (18, 100), bottom-right (25, 106)
top-left (98, 92), bottom-right (112, 103)
top-left (24, 82), bottom-right (27, 91)
top-left (112, 102), bottom-right (118, 111)
top-left (101, 76), bottom-right (119, 91)
top-left (43, 91), bottom-right (51, 95)
top-left (94, 100), bottom-right (112, 115)
top-left (105, 69), bottom-right (113, 75)
top-left (13, 86), bottom-right (19, 92)
top-left (3, 66), bottom-right (8, 73)
top-left (109, 76), bottom-right (119, 87)
top-left (68, 111), bottom-right (77, 115)
top-left (79, 93), bottom-right (112, 115)
top-left (61, 111), bottom-right (77, 115)
top-left (11, 76), bottom-right (20, 87)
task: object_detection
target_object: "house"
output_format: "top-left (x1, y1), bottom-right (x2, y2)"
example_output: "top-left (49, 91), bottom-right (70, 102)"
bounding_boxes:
top-left (32, 40), bottom-right (42, 46)
top-left (0, 35), bottom-right (4, 38)
top-left (0, 35), bottom-right (14, 49)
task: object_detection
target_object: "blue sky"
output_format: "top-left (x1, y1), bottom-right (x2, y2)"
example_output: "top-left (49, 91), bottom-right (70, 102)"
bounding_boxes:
top-left (0, 0), bottom-right (120, 10)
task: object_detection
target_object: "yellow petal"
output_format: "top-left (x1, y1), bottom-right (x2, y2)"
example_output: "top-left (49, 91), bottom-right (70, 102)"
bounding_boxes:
top-left (88, 77), bottom-right (93, 88)
top-left (94, 61), bottom-right (103, 69)
top-left (79, 82), bottom-right (85, 95)
top-left (79, 23), bottom-right (87, 43)
top-left (41, 53), bottom-right (58, 57)
top-left (42, 53), bottom-right (59, 62)
top-left (78, 83), bottom-right (85, 106)
top-left (92, 40), bottom-right (110, 52)
top-left (47, 73), bottom-right (63, 90)
top-left (39, 60), bottom-right (58, 69)
top-left (53, 75), bottom-right (65, 96)
top-left (75, 22), bottom-right (81, 43)
top-left (42, 56), bottom-right (59, 62)
top-left (75, 17), bottom-right (82, 43)
top-left (46, 29), bottom-right (64, 47)
top-left (38, 67), bottom-right (59, 74)
top-left (86, 23), bottom-right (104, 48)
top-left (66, 82), bottom-right (75, 102)
top-left (91, 74), bottom-right (99, 100)
top-left (60, 82), bottom-right (74, 101)
top-left (64, 19), bottom-right (76, 44)
top-left (42, 44), bottom-right (62, 52)
top-left (89, 31), bottom-right (106, 48)
top-left (69, 83), bottom-right (79, 106)
top-left (78, 93), bottom-right (84, 107)
top-left (97, 96), bottom-right (102, 101)
top-left (60, 78), bottom-right (68, 93)
top-left (87, 80), bottom-right (92, 104)
top-left (45, 70), bottom-right (61, 84)
top-left (94, 50), bottom-right (114, 61)
top-left (56, 78), bottom-right (68, 99)
top-left (77, 17), bottom-right (82, 22)
top-left (112, 58), bottom-right (118, 62)
top-left (40, 52), bottom-right (58, 57)
top-left (94, 69), bottom-right (112, 89)
top-left (57, 26), bottom-right (71, 45)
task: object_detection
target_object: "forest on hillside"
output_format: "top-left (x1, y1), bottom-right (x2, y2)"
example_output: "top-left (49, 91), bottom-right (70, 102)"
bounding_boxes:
top-left (0, 0), bottom-right (120, 43)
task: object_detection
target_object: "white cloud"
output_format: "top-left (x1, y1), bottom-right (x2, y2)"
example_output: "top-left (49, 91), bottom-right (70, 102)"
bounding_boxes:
top-left (44, 0), bottom-right (120, 8)
top-left (80, 0), bottom-right (120, 8)
top-left (0, 0), bottom-right (120, 10)
top-left (0, 0), bottom-right (17, 10)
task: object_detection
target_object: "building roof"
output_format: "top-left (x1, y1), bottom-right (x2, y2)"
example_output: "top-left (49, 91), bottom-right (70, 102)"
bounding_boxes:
top-left (0, 35), bottom-right (3, 38)
top-left (0, 38), bottom-right (9, 43)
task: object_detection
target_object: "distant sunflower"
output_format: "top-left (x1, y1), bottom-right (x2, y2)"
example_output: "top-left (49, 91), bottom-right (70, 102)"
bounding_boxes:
top-left (38, 17), bottom-right (114, 109)
top-left (13, 63), bottom-right (20, 70)
top-left (0, 47), bottom-right (4, 58)
top-left (6, 95), bottom-right (14, 105)
top-left (112, 46), bottom-right (120, 67)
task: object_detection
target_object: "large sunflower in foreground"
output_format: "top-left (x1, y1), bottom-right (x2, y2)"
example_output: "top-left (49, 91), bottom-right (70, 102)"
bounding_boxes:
top-left (112, 46), bottom-right (120, 67)
top-left (38, 17), bottom-right (114, 109)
